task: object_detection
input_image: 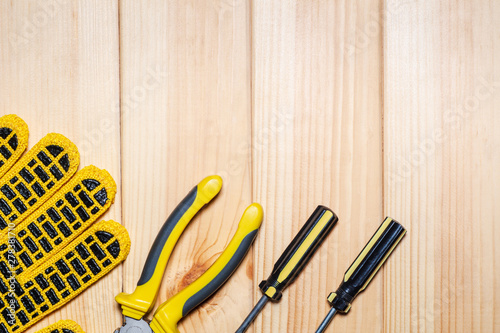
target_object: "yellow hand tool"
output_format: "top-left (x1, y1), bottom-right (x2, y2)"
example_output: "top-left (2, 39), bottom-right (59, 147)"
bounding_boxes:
top-left (114, 175), bottom-right (264, 333)
top-left (236, 206), bottom-right (338, 333)
top-left (315, 217), bottom-right (406, 332)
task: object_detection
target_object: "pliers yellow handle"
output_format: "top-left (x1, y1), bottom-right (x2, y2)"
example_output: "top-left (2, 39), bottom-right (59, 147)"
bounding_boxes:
top-left (115, 176), bottom-right (263, 333)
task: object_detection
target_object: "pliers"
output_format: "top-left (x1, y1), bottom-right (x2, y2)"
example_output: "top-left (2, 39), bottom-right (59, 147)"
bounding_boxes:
top-left (114, 176), bottom-right (263, 333)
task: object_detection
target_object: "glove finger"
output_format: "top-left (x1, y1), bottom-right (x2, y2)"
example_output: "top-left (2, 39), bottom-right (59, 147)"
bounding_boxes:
top-left (0, 220), bottom-right (130, 333)
top-left (0, 165), bottom-right (116, 279)
top-left (0, 115), bottom-right (29, 179)
top-left (0, 133), bottom-right (80, 230)
top-left (34, 320), bottom-right (84, 333)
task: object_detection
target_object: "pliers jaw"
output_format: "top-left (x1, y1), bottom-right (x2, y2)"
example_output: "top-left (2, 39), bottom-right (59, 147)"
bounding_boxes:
top-left (114, 316), bottom-right (153, 333)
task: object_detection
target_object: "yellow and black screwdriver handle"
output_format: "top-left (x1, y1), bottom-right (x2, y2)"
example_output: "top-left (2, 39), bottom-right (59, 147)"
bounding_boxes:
top-left (327, 217), bottom-right (406, 313)
top-left (149, 203), bottom-right (263, 333)
top-left (259, 206), bottom-right (338, 301)
top-left (115, 175), bottom-right (224, 319)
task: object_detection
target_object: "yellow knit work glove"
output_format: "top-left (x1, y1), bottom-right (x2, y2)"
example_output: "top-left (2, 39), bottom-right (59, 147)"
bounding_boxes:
top-left (0, 114), bottom-right (131, 332)
top-left (34, 320), bottom-right (84, 333)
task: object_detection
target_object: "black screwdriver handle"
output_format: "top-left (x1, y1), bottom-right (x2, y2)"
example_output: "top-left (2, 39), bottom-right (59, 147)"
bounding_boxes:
top-left (328, 217), bottom-right (406, 313)
top-left (259, 206), bottom-right (338, 301)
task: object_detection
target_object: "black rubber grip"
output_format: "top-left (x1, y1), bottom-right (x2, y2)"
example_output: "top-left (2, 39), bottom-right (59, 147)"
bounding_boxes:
top-left (137, 186), bottom-right (197, 285)
top-left (259, 206), bottom-right (338, 301)
top-left (182, 230), bottom-right (259, 316)
top-left (329, 218), bottom-right (406, 312)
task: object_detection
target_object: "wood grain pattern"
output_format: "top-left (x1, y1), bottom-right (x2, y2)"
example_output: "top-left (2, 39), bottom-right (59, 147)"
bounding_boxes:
top-left (119, 1), bottom-right (253, 332)
top-left (384, 1), bottom-right (500, 332)
top-left (251, 1), bottom-right (385, 332)
top-left (0, 0), bottom-right (498, 332)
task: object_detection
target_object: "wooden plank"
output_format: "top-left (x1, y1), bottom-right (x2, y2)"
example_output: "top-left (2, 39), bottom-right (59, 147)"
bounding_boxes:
top-left (384, 0), bottom-right (500, 332)
top-left (251, 1), bottom-right (384, 332)
top-left (1, 1), bottom-right (497, 332)
top-left (119, 0), bottom-right (253, 332)
top-left (0, 0), bottom-right (121, 331)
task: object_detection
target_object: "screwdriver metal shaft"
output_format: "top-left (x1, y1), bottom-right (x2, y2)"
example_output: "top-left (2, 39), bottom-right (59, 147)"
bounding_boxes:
top-left (236, 295), bottom-right (268, 333)
top-left (315, 308), bottom-right (337, 333)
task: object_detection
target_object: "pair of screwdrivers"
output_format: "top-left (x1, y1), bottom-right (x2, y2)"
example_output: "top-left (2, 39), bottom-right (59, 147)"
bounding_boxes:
top-left (235, 206), bottom-right (406, 333)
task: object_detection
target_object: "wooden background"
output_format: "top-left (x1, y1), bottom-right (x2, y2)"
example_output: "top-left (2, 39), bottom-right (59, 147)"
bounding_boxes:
top-left (0, 0), bottom-right (498, 332)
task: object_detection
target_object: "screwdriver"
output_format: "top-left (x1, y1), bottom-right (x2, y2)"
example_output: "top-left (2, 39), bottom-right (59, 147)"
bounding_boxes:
top-left (315, 217), bottom-right (406, 333)
top-left (236, 205), bottom-right (338, 333)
